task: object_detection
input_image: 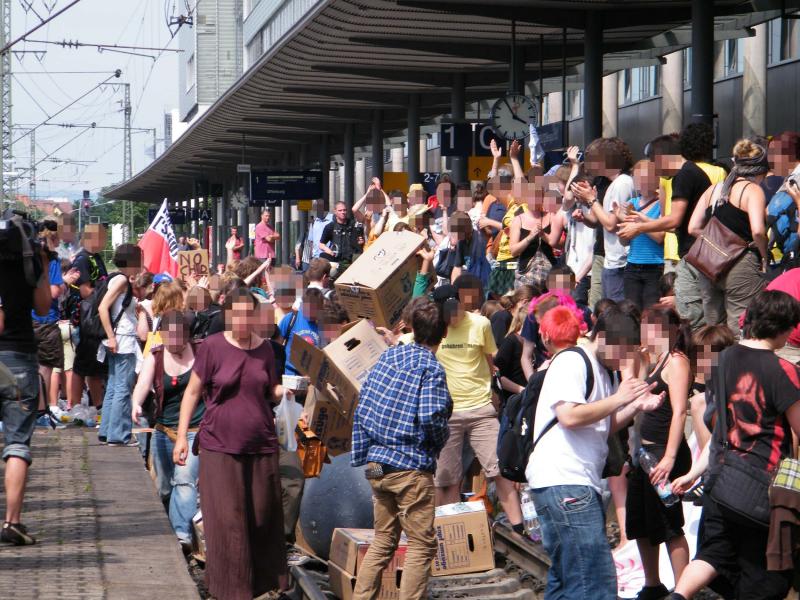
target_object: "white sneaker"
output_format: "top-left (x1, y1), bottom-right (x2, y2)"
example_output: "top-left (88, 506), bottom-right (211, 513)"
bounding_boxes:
top-left (49, 406), bottom-right (73, 424)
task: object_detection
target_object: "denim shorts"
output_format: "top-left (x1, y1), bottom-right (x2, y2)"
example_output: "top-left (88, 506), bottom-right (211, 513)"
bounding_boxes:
top-left (0, 351), bottom-right (39, 465)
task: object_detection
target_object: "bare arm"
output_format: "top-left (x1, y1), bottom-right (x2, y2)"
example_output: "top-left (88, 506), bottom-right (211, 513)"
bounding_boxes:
top-left (131, 353), bottom-right (155, 421)
top-left (33, 251), bottom-right (52, 316)
top-left (98, 276), bottom-right (127, 345)
top-left (744, 184), bottom-right (768, 263)
top-left (687, 186), bottom-right (714, 238)
top-left (508, 215), bottom-right (536, 257)
top-left (544, 212), bottom-right (563, 248)
top-left (555, 378), bottom-right (654, 429)
top-left (521, 338), bottom-right (535, 381)
top-left (648, 354), bottom-right (691, 484)
top-left (173, 371), bottom-right (203, 466)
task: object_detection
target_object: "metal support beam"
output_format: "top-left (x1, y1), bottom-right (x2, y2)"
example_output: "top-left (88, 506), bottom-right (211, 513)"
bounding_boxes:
top-left (583, 14), bottom-right (603, 145)
top-left (216, 189), bottom-right (227, 266)
top-left (407, 93), bottom-right (420, 184)
top-left (319, 134), bottom-right (330, 212)
top-left (343, 123), bottom-right (355, 209)
top-left (691, 0), bottom-right (714, 124)
top-left (450, 73), bottom-right (466, 184)
top-left (371, 110), bottom-right (383, 180)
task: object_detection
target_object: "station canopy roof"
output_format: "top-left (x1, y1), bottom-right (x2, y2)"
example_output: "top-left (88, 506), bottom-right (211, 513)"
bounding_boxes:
top-left (105, 0), bottom-right (799, 203)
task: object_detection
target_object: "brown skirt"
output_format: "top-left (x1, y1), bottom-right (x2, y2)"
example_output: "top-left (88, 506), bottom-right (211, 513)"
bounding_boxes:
top-left (199, 449), bottom-right (287, 600)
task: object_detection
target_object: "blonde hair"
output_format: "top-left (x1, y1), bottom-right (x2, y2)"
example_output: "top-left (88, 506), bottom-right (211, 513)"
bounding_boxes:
top-left (509, 306), bottom-right (528, 336)
top-left (733, 138), bottom-right (762, 160)
top-left (151, 281), bottom-right (185, 316)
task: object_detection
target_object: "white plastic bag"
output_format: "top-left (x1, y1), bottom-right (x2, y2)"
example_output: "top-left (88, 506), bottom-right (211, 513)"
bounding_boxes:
top-left (274, 390), bottom-right (303, 452)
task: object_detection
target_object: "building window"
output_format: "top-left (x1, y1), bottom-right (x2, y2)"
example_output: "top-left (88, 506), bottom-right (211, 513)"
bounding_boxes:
top-left (566, 89), bottom-right (583, 119)
top-left (618, 66), bottom-right (659, 105)
top-left (723, 39), bottom-right (743, 76)
top-left (768, 15), bottom-right (800, 64)
top-left (683, 47), bottom-right (692, 87)
top-left (186, 53), bottom-right (196, 93)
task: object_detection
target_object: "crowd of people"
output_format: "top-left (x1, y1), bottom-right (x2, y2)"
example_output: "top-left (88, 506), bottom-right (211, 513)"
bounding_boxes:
top-left (2, 123), bottom-right (800, 600)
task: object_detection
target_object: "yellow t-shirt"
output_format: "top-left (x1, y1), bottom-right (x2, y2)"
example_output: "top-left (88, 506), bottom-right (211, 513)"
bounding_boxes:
top-left (496, 201), bottom-right (528, 262)
top-left (436, 311), bottom-right (498, 412)
top-left (661, 161), bottom-right (726, 261)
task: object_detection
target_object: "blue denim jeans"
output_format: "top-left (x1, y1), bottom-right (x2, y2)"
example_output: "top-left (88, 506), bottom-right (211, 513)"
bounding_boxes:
top-left (98, 352), bottom-right (136, 444)
top-left (0, 351), bottom-right (39, 464)
top-left (152, 430), bottom-right (199, 543)
top-left (532, 485), bottom-right (617, 600)
top-left (601, 266), bottom-right (626, 302)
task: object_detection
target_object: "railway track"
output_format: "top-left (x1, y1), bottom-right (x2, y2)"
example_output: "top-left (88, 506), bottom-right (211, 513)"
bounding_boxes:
top-left (288, 522), bottom-right (549, 600)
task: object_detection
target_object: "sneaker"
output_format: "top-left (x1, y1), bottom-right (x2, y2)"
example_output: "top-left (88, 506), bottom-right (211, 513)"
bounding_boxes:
top-left (35, 414), bottom-right (55, 429)
top-left (1, 522), bottom-right (36, 545)
top-left (635, 584), bottom-right (670, 600)
top-left (107, 439), bottom-right (139, 447)
top-left (49, 406), bottom-right (73, 424)
top-left (98, 436), bottom-right (107, 445)
top-left (286, 548), bottom-right (310, 567)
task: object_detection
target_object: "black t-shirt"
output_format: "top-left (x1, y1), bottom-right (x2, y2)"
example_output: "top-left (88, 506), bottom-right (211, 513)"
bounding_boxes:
top-left (71, 249), bottom-right (108, 287)
top-left (714, 344), bottom-right (800, 471)
top-left (495, 333), bottom-right (526, 403)
top-left (592, 176), bottom-right (610, 257)
top-left (671, 161), bottom-right (712, 257)
top-left (320, 219), bottom-right (358, 260)
top-left (490, 310), bottom-right (512, 348)
top-left (0, 258), bottom-right (39, 353)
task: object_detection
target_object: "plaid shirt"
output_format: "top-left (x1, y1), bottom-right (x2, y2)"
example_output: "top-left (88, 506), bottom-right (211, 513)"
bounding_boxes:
top-left (352, 343), bottom-right (452, 472)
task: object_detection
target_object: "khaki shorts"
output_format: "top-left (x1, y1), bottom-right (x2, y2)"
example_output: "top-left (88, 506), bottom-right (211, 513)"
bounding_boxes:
top-left (54, 321), bottom-right (75, 373)
top-left (434, 403), bottom-right (500, 487)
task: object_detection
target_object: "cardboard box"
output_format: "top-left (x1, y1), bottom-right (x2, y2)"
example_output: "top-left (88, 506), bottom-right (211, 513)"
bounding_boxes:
top-left (290, 319), bottom-right (387, 421)
top-left (432, 502), bottom-right (494, 576)
top-left (335, 231), bottom-right (425, 328)
top-left (328, 561), bottom-right (403, 600)
top-left (304, 387), bottom-right (353, 456)
top-left (329, 528), bottom-right (407, 576)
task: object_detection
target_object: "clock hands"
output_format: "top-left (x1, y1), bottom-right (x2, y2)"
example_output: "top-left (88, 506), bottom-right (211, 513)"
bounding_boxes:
top-left (502, 97), bottom-right (531, 126)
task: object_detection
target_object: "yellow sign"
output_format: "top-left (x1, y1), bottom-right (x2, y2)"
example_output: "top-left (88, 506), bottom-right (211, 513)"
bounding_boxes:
top-left (178, 249), bottom-right (209, 282)
top-left (297, 199), bottom-right (312, 211)
top-left (382, 172), bottom-right (409, 193)
top-left (467, 149), bottom-right (532, 181)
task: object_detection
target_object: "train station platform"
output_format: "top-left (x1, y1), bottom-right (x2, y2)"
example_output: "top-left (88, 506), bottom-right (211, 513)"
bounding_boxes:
top-left (0, 428), bottom-right (199, 600)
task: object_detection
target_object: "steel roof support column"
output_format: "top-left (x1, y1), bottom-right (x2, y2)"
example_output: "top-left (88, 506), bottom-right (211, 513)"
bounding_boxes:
top-left (450, 72), bottom-right (466, 184)
top-left (661, 50), bottom-right (684, 134)
top-left (343, 122), bottom-right (355, 210)
top-left (691, 0), bottom-right (714, 125)
top-left (583, 13), bottom-right (603, 146)
top-left (319, 134), bottom-right (330, 212)
top-left (371, 110), bottom-right (383, 180)
top-left (743, 23), bottom-right (767, 138)
top-left (407, 93), bottom-right (420, 184)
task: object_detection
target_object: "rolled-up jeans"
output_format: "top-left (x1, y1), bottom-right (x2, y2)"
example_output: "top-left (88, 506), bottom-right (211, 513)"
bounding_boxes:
top-left (531, 484), bottom-right (617, 600)
top-left (0, 351), bottom-right (39, 465)
top-left (151, 429), bottom-right (199, 543)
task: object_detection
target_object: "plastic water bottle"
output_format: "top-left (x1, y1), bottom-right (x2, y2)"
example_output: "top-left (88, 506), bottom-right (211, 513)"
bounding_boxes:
top-left (520, 487), bottom-right (542, 542)
top-left (638, 447), bottom-right (680, 507)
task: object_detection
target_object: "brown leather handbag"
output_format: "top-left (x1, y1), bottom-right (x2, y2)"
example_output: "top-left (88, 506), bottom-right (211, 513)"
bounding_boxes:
top-left (685, 184), bottom-right (752, 283)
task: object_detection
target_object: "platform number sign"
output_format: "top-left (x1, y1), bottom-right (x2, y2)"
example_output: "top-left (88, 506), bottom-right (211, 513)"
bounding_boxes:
top-left (440, 123), bottom-right (472, 157)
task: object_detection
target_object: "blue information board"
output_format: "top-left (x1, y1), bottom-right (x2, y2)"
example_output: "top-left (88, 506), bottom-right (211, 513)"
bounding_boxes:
top-left (251, 170), bottom-right (323, 206)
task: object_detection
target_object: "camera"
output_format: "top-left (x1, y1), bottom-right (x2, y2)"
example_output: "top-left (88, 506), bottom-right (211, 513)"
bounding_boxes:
top-left (0, 209), bottom-right (55, 284)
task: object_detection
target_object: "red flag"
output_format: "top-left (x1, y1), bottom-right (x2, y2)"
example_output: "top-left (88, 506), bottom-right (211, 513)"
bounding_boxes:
top-left (138, 199), bottom-right (179, 277)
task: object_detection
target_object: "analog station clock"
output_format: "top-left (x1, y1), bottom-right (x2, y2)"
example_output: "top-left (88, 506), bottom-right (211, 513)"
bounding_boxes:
top-left (489, 93), bottom-right (538, 141)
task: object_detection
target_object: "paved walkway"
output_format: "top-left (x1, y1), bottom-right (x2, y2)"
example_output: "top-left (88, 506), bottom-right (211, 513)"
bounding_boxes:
top-left (0, 427), bottom-right (199, 600)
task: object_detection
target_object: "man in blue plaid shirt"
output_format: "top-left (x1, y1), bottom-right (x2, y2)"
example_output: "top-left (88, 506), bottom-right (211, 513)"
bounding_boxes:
top-left (351, 298), bottom-right (452, 600)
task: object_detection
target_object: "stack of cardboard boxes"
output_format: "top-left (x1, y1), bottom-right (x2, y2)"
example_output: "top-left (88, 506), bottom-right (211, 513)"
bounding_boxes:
top-left (327, 503), bottom-right (495, 599)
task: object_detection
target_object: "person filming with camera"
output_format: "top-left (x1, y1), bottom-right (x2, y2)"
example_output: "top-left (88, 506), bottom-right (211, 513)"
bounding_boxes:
top-left (0, 214), bottom-right (53, 545)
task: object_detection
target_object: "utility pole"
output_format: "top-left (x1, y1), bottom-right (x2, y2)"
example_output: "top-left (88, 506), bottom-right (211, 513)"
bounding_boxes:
top-left (1, 0), bottom-right (12, 207)
top-left (28, 128), bottom-right (34, 199)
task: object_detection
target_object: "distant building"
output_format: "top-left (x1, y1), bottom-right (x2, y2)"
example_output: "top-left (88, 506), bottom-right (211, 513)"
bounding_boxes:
top-left (178, 0), bottom-right (244, 123)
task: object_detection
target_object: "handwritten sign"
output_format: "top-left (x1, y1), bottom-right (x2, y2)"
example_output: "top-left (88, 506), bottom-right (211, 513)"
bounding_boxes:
top-left (178, 250), bottom-right (209, 282)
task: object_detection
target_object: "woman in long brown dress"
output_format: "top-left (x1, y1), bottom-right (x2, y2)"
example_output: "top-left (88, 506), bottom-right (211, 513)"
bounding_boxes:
top-left (174, 287), bottom-right (287, 599)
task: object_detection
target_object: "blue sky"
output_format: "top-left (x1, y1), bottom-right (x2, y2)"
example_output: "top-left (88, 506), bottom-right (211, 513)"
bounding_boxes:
top-left (9, 0), bottom-right (179, 200)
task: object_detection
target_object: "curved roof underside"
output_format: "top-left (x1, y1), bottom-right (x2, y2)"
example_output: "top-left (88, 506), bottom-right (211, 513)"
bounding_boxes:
top-left (105, 0), bottom-right (798, 202)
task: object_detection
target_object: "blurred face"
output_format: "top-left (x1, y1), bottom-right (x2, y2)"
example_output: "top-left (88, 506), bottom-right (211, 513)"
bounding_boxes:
top-left (455, 190), bottom-right (472, 212)
top-left (768, 138), bottom-right (796, 177)
top-left (60, 221), bottom-right (75, 244)
top-left (641, 319), bottom-right (672, 356)
top-left (595, 334), bottom-right (637, 371)
top-left (226, 300), bottom-right (255, 338)
top-left (408, 189), bottom-right (425, 205)
top-left (436, 183), bottom-right (452, 208)
top-left (695, 344), bottom-right (720, 382)
top-left (253, 302), bottom-right (276, 338)
top-left (366, 188), bottom-right (384, 212)
top-left (457, 287), bottom-right (482, 312)
top-left (653, 153), bottom-right (682, 177)
top-left (303, 298), bottom-right (323, 322)
top-left (634, 162), bottom-right (659, 197)
top-left (162, 321), bottom-right (190, 354)
top-left (547, 274), bottom-right (572, 292)
top-left (84, 228), bottom-right (107, 253)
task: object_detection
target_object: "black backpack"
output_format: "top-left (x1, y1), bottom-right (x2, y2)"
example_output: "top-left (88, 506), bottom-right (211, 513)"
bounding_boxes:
top-left (497, 347), bottom-right (594, 483)
top-left (79, 272), bottom-right (132, 340)
top-left (191, 306), bottom-right (222, 341)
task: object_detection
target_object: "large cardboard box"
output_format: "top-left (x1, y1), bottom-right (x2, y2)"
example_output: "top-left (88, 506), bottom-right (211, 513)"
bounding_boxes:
top-left (334, 231), bottom-right (425, 328)
top-left (328, 529), bottom-right (405, 600)
top-left (304, 386), bottom-right (353, 456)
top-left (290, 319), bottom-right (387, 422)
top-left (432, 502), bottom-right (495, 576)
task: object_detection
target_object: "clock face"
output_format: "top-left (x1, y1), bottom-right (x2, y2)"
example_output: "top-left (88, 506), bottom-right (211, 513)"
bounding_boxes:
top-left (490, 94), bottom-right (538, 141)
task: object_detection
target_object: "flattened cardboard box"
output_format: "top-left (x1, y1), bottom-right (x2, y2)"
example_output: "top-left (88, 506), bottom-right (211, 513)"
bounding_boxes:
top-left (329, 528), bottom-right (407, 576)
top-left (290, 319), bottom-right (387, 422)
top-left (432, 502), bottom-right (494, 576)
top-left (304, 386), bottom-right (353, 456)
top-left (335, 231), bottom-right (425, 328)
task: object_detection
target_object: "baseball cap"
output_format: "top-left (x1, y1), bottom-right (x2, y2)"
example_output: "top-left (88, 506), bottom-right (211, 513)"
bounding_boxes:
top-left (153, 273), bottom-right (173, 285)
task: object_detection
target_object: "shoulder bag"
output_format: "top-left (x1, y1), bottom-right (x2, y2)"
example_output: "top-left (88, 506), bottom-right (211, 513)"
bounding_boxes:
top-left (685, 183), bottom-right (753, 283)
top-left (705, 351), bottom-right (773, 526)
